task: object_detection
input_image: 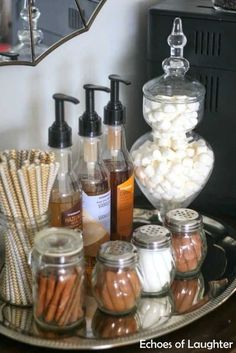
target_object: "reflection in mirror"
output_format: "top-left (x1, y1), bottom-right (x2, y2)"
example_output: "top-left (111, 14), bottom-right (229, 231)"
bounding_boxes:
top-left (0, 0), bottom-right (106, 65)
top-left (78, 0), bottom-right (104, 25)
top-left (0, 0), bottom-right (33, 62)
top-left (34, 0), bottom-right (85, 60)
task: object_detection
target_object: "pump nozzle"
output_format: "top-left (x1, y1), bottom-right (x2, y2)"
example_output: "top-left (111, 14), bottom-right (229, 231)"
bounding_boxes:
top-left (79, 84), bottom-right (110, 137)
top-left (104, 74), bottom-right (131, 125)
top-left (48, 93), bottom-right (79, 148)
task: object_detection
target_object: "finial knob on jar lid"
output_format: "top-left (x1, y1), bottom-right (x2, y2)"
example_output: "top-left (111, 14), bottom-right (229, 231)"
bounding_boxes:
top-left (162, 17), bottom-right (189, 76)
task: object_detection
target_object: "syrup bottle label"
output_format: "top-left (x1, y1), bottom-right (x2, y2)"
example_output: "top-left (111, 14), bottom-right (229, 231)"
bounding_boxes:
top-left (82, 190), bottom-right (111, 257)
top-left (117, 174), bottom-right (134, 238)
top-left (61, 202), bottom-right (82, 230)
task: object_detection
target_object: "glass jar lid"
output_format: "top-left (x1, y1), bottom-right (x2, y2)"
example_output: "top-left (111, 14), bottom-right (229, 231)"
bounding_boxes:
top-left (97, 241), bottom-right (138, 268)
top-left (143, 17), bottom-right (205, 103)
top-left (34, 227), bottom-right (83, 260)
top-left (132, 225), bottom-right (171, 250)
top-left (165, 208), bottom-right (203, 233)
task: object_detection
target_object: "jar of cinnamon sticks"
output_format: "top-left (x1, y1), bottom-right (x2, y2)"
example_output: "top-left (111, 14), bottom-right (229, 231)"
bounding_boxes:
top-left (31, 228), bottom-right (85, 331)
top-left (165, 208), bottom-right (207, 278)
top-left (92, 241), bottom-right (142, 315)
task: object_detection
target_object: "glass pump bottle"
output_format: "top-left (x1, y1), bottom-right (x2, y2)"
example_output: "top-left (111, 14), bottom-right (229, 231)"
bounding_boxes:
top-left (48, 93), bottom-right (82, 231)
top-left (76, 84), bottom-right (111, 275)
top-left (103, 75), bottom-right (134, 241)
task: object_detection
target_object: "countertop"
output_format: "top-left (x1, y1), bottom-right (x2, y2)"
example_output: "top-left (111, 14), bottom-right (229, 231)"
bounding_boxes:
top-left (1, 200), bottom-right (236, 352)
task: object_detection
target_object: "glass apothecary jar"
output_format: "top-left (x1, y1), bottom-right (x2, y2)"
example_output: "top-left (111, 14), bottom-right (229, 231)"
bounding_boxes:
top-left (132, 225), bottom-right (175, 295)
top-left (165, 208), bottom-right (207, 278)
top-left (92, 241), bottom-right (142, 315)
top-left (31, 228), bottom-right (85, 331)
top-left (131, 18), bottom-right (214, 221)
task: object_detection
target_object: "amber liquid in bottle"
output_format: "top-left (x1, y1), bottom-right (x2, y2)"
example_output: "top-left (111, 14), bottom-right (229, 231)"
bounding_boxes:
top-left (49, 190), bottom-right (82, 229)
top-left (49, 148), bottom-right (82, 231)
top-left (81, 177), bottom-right (110, 272)
top-left (77, 135), bottom-right (111, 284)
top-left (104, 160), bottom-right (134, 241)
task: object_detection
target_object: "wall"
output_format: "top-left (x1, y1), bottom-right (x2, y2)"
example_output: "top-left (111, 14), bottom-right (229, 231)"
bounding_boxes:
top-left (0, 0), bottom-right (159, 151)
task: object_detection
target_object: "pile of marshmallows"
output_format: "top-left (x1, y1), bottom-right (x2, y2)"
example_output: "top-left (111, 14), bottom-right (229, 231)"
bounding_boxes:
top-left (132, 95), bottom-right (214, 203)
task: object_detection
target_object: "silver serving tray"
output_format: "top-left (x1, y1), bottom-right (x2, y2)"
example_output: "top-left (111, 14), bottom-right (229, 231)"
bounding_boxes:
top-left (0, 208), bottom-right (235, 350)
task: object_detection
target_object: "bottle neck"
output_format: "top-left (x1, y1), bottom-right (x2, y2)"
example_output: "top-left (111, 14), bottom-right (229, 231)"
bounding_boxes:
top-left (79, 136), bottom-right (102, 164)
top-left (104, 125), bottom-right (127, 157)
top-left (51, 147), bottom-right (72, 176)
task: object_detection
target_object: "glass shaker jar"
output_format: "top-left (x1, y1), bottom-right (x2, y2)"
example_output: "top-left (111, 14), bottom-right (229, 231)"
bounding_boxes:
top-left (131, 18), bottom-right (214, 220)
top-left (31, 228), bottom-right (85, 331)
top-left (92, 241), bottom-right (142, 315)
top-left (132, 225), bottom-right (175, 295)
top-left (165, 208), bottom-right (207, 278)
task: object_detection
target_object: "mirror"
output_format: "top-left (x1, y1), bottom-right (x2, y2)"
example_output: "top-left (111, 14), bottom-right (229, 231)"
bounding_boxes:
top-left (0, 0), bottom-right (106, 66)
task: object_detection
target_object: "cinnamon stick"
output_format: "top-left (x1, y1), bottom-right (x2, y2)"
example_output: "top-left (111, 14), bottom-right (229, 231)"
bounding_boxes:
top-left (58, 275), bottom-right (83, 326)
top-left (36, 274), bottom-right (48, 317)
top-left (55, 273), bottom-right (77, 322)
top-left (44, 273), bottom-right (56, 309)
top-left (45, 276), bottom-right (67, 322)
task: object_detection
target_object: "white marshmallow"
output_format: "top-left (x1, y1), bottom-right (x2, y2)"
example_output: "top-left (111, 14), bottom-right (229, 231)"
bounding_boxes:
top-left (144, 165), bottom-right (155, 178)
top-left (163, 104), bottom-right (176, 114)
top-left (182, 157), bottom-right (193, 168)
top-left (186, 148), bottom-right (195, 158)
top-left (187, 102), bottom-right (200, 112)
top-left (152, 149), bottom-right (162, 161)
top-left (176, 104), bottom-right (187, 113)
top-left (175, 149), bottom-right (186, 159)
top-left (196, 145), bottom-right (208, 155)
top-left (141, 157), bottom-right (151, 167)
top-left (197, 153), bottom-right (214, 166)
top-left (159, 120), bottom-right (171, 132)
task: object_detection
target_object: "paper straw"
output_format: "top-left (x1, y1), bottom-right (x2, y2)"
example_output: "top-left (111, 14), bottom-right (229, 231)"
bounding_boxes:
top-left (0, 164), bottom-right (22, 219)
top-left (41, 164), bottom-right (50, 213)
top-left (35, 165), bottom-right (44, 216)
top-left (9, 160), bottom-right (28, 221)
top-left (17, 169), bottom-right (35, 221)
top-left (27, 165), bottom-right (39, 217)
top-left (45, 163), bottom-right (57, 210)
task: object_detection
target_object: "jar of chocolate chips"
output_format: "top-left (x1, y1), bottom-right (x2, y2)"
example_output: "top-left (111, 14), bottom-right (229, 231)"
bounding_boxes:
top-left (92, 241), bottom-right (142, 315)
top-left (165, 208), bottom-right (207, 278)
top-left (31, 228), bottom-right (85, 331)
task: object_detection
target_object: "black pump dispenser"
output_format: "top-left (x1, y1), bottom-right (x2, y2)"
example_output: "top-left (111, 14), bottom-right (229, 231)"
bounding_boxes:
top-left (79, 84), bottom-right (110, 137)
top-left (48, 93), bottom-right (79, 149)
top-left (104, 75), bottom-right (131, 126)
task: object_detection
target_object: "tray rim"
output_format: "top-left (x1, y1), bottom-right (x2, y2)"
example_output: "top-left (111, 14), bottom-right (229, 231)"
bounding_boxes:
top-left (0, 208), bottom-right (235, 350)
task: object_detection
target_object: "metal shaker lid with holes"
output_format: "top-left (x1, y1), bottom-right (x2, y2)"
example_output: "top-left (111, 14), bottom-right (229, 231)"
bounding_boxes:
top-left (33, 227), bottom-right (83, 265)
top-left (165, 208), bottom-right (203, 233)
top-left (97, 241), bottom-right (138, 267)
top-left (132, 225), bottom-right (171, 250)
